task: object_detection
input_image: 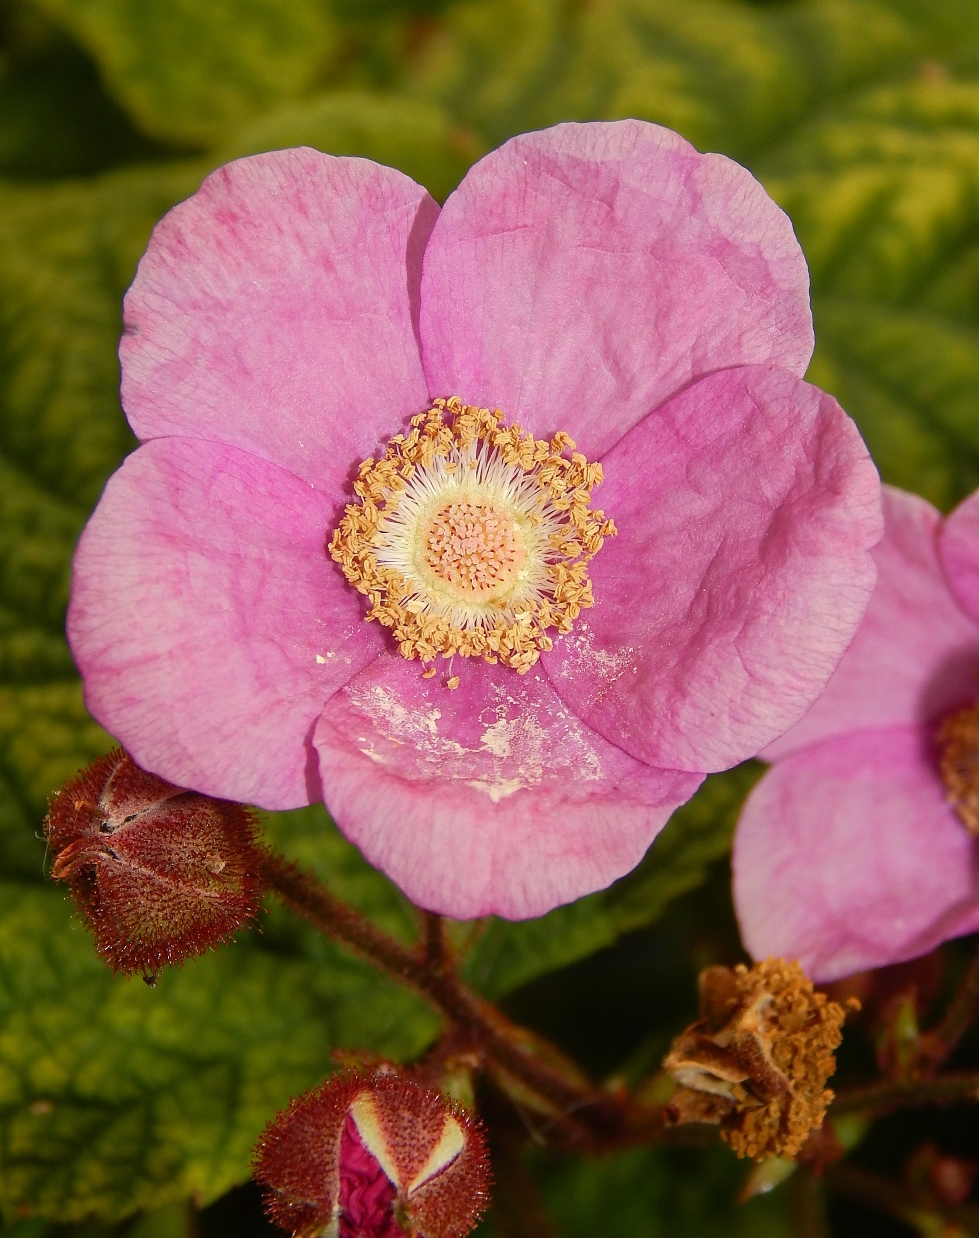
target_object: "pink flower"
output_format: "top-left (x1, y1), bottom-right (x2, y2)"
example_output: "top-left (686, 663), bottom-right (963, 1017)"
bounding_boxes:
top-left (733, 485), bottom-right (979, 982)
top-left (68, 121), bottom-right (881, 919)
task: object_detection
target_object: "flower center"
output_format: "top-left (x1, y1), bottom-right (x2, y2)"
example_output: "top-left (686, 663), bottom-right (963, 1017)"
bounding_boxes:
top-left (937, 701), bottom-right (979, 836)
top-left (329, 397), bottom-right (616, 677)
top-left (419, 499), bottom-right (527, 602)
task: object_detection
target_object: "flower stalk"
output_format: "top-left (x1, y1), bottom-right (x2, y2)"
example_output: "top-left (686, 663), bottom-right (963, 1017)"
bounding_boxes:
top-left (261, 852), bottom-right (640, 1146)
top-left (831, 1071), bottom-right (979, 1118)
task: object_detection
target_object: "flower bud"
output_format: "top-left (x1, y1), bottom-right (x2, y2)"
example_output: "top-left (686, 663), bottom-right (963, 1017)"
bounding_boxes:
top-left (45, 749), bottom-right (265, 974)
top-left (663, 958), bottom-right (853, 1160)
top-left (253, 1070), bottom-right (491, 1238)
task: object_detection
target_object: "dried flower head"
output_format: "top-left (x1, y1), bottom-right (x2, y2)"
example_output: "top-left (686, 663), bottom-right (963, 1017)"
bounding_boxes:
top-left (45, 749), bottom-right (265, 973)
top-left (254, 1070), bottom-right (490, 1238)
top-left (663, 959), bottom-right (852, 1160)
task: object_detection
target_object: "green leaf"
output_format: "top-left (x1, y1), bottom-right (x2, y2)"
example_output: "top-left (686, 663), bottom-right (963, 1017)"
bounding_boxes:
top-left (405, 0), bottom-right (579, 147)
top-left (462, 764), bottom-right (762, 999)
top-left (28, 0), bottom-right (341, 147)
top-left (222, 89), bottom-right (482, 202)
top-left (0, 6), bottom-right (164, 179)
top-left (0, 163), bottom-right (206, 881)
top-left (535, 1144), bottom-right (790, 1238)
top-left (0, 881), bottom-right (437, 1223)
top-left (761, 76), bottom-right (979, 509)
top-left (412, 0), bottom-right (979, 508)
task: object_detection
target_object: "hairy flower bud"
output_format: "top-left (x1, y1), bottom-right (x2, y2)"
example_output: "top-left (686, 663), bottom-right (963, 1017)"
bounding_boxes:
top-left (663, 959), bottom-right (853, 1160)
top-left (253, 1070), bottom-right (490, 1238)
top-left (45, 749), bottom-right (265, 973)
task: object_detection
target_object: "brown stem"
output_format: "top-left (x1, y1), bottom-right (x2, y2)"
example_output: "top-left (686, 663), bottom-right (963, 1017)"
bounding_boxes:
top-left (832, 1070), bottom-right (979, 1117)
top-left (263, 853), bottom-right (646, 1145)
top-left (421, 911), bottom-right (448, 973)
top-left (788, 1168), bottom-right (831, 1238)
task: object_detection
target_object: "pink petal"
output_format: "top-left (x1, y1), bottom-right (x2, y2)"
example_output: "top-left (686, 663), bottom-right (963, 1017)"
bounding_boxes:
top-left (732, 727), bottom-right (979, 982)
top-left (766, 486), bottom-right (979, 761)
top-left (313, 656), bottom-right (702, 919)
top-left (68, 437), bottom-right (383, 809)
top-left (419, 120), bottom-right (813, 458)
top-left (121, 149), bottom-right (437, 497)
top-left (544, 365), bottom-right (882, 774)
top-left (941, 487), bottom-right (979, 628)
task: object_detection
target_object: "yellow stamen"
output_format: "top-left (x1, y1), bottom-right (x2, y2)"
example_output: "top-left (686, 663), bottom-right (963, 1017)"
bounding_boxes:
top-left (938, 701), bottom-right (979, 835)
top-left (328, 397), bottom-right (615, 675)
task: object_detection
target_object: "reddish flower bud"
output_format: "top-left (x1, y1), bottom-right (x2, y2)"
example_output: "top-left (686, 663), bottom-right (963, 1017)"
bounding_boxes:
top-left (45, 749), bottom-right (265, 974)
top-left (254, 1071), bottom-right (491, 1238)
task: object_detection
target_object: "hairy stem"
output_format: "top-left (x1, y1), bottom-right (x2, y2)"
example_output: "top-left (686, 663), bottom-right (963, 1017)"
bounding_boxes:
top-left (263, 853), bottom-right (648, 1144)
top-left (832, 1070), bottom-right (979, 1117)
top-left (421, 911), bottom-right (448, 973)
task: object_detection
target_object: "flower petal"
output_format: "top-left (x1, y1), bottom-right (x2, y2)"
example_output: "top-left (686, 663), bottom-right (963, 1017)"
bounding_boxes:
top-left (732, 727), bottom-right (979, 982)
top-left (766, 486), bottom-right (979, 761)
top-left (941, 487), bottom-right (979, 628)
top-left (313, 656), bottom-right (702, 919)
top-left (68, 437), bottom-right (383, 808)
top-left (121, 148), bottom-right (437, 497)
top-left (544, 365), bottom-right (882, 773)
top-left (419, 120), bottom-right (813, 457)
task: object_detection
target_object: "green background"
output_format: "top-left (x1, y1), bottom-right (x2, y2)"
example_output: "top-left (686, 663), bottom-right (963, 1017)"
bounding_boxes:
top-left (2, 0), bottom-right (979, 1234)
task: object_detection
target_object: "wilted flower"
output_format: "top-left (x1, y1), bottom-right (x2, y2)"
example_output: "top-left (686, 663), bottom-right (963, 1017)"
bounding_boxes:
top-left (45, 749), bottom-right (265, 973)
top-left (664, 959), bottom-right (851, 1160)
top-left (734, 485), bottom-right (979, 981)
top-left (254, 1070), bottom-right (490, 1238)
top-left (69, 120), bottom-right (881, 918)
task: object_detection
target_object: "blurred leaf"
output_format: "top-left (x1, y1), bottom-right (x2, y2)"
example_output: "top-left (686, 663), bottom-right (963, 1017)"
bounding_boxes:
top-left (0, 4), bottom-right (164, 178)
top-left (0, 881), bottom-right (436, 1223)
top-left (223, 89), bottom-right (482, 201)
top-left (533, 1144), bottom-right (790, 1238)
top-left (28, 0), bottom-right (340, 147)
top-left (0, 163), bottom-right (203, 881)
top-left (128, 1201), bottom-right (195, 1238)
top-left (462, 765), bottom-right (762, 999)
top-left (529, 0), bottom-right (923, 163)
top-left (413, 0), bottom-right (979, 508)
top-left (405, 0), bottom-right (578, 147)
top-left (762, 77), bottom-right (979, 509)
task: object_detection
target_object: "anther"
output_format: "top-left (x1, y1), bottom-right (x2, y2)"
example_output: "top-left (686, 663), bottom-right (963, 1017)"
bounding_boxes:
top-left (938, 701), bottom-right (979, 835)
top-left (328, 398), bottom-right (615, 675)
